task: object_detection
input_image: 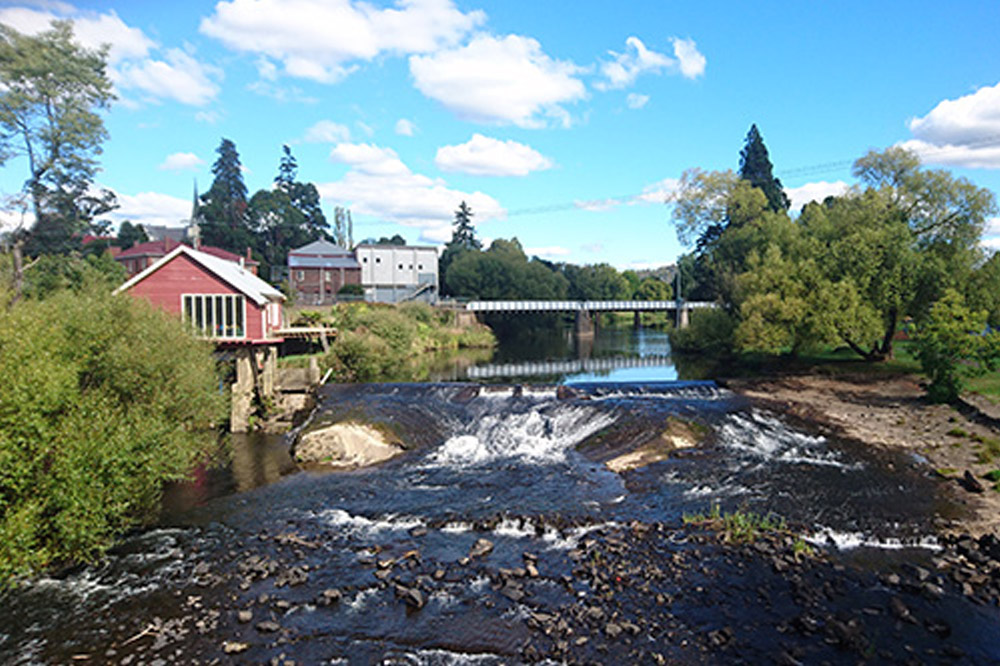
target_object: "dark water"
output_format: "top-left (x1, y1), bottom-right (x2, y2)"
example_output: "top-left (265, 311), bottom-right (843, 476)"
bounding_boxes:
top-left (2, 325), bottom-right (998, 664)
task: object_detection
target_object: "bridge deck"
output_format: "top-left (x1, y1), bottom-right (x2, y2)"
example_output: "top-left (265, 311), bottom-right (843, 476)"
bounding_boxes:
top-left (465, 300), bottom-right (715, 313)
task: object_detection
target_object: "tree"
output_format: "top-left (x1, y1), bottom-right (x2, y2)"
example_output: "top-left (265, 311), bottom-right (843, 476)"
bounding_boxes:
top-left (564, 263), bottom-right (631, 300)
top-left (199, 138), bottom-right (252, 252)
top-left (739, 124), bottom-right (790, 213)
top-left (440, 201), bottom-right (482, 295)
top-left (445, 238), bottom-right (567, 300)
top-left (114, 221), bottom-right (148, 250)
top-left (915, 289), bottom-right (1000, 403)
top-left (636, 277), bottom-right (671, 301)
top-left (0, 21), bottom-right (115, 293)
top-left (333, 206), bottom-right (352, 248)
top-left (376, 234), bottom-right (407, 246)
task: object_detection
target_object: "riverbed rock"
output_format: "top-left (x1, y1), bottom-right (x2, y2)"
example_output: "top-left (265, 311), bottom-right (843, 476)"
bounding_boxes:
top-left (293, 421), bottom-right (404, 468)
top-left (605, 417), bottom-right (706, 473)
top-left (960, 470), bottom-right (985, 493)
top-left (469, 538), bottom-right (494, 559)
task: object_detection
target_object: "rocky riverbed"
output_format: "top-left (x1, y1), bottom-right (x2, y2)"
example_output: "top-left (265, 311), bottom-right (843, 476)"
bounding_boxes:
top-left (4, 379), bottom-right (1000, 664)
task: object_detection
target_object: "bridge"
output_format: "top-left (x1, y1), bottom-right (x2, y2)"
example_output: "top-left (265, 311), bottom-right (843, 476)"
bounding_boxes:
top-left (466, 355), bottom-right (673, 380)
top-left (463, 300), bottom-right (716, 334)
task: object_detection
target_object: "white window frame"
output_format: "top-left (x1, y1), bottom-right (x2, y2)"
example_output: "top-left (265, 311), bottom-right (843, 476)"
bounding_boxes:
top-left (182, 293), bottom-right (247, 339)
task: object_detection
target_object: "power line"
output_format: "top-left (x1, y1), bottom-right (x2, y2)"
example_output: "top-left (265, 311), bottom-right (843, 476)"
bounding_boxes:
top-left (504, 136), bottom-right (1000, 218)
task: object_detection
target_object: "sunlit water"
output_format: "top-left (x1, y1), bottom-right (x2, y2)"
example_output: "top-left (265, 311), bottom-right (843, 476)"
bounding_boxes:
top-left (1, 324), bottom-right (996, 664)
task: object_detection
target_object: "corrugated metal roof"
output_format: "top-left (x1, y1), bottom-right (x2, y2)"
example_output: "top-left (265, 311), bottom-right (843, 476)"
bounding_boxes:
top-left (288, 255), bottom-right (361, 269)
top-left (116, 246), bottom-right (284, 306)
top-left (289, 239), bottom-right (351, 256)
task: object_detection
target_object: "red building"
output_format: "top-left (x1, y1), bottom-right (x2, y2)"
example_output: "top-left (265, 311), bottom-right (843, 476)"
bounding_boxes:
top-left (116, 238), bottom-right (259, 278)
top-left (116, 244), bottom-right (284, 344)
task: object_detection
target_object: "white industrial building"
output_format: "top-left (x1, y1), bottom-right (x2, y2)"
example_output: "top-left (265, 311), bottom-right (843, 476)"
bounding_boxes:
top-left (354, 244), bottom-right (439, 304)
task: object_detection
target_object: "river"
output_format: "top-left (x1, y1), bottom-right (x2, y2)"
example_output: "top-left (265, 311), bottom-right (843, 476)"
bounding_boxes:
top-left (2, 323), bottom-right (999, 664)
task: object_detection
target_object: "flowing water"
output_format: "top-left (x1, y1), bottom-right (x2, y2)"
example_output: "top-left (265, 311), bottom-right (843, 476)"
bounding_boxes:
top-left (2, 325), bottom-right (999, 664)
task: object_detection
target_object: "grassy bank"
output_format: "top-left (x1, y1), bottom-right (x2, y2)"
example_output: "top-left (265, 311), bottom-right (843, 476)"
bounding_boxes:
top-left (286, 302), bottom-right (496, 382)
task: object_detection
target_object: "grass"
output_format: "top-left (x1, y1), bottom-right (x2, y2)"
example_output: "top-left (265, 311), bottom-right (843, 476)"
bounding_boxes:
top-left (682, 503), bottom-right (788, 544)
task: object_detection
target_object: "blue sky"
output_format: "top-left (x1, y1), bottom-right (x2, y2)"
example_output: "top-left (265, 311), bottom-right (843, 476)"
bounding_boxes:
top-left (1, 0), bottom-right (999, 269)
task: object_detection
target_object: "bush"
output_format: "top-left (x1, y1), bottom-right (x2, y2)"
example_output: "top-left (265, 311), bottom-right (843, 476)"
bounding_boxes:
top-left (668, 308), bottom-right (736, 356)
top-left (325, 329), bottom-right (396, 381)
top-left (337, 283), bottom-right (364, 297)
top-left (0, 283), bottom-right (223, 580)
top-left (915, 289), bottom-right (1000, 403)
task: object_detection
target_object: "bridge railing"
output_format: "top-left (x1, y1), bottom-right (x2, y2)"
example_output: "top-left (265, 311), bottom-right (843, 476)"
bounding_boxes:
top-left (464, 300), bottom-right (716, 313)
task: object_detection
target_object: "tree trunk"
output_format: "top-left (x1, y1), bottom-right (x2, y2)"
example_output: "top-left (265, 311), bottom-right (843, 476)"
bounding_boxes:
top-left (10, 239), bottom-right (24, 307)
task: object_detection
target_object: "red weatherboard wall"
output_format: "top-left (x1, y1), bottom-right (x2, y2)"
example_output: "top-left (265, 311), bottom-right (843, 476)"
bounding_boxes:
top-left (126, 253), bottom-right (266, 340)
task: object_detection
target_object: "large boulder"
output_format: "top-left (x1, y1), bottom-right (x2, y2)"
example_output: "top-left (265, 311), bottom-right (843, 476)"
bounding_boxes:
top-left (605, 417), bottom-right (706, 473)
top-left (294, 421), bottom-right (404, 469)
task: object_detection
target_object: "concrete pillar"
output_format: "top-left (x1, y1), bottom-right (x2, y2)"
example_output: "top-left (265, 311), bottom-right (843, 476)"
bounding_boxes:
top-left (575, 309), bottom-right (594, 338)
top-left (633, 311), bottom-right (641, 329)
top-left (308, 356), bottom-right (321, 386)
top-left (261, 345), bottom-right (277, 401)
top-left (231, 348), bottom-right (254, 433)
top-left (678, 306), bottom-right (690, 329)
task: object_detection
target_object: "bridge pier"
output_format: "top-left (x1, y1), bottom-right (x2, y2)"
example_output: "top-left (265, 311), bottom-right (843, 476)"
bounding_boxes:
top-left (633, 311), bottom-right (641, 329)
top-left (676, 305), bottom-right (690, 329)
top-left (575, 309), bottom-right (595, 338)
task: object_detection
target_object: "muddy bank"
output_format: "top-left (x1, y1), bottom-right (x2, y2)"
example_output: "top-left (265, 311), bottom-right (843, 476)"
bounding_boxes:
top-left (723, 374), bottom-right (1000, 536)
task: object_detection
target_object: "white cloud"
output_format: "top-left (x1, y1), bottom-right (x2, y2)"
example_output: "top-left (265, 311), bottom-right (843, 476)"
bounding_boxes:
top-left (574, 198), bottom-right (620, 212)
top-left (196, 110), bottom-right (223, 124)
top-left (672, 37), bottom-right (706, 79)
top-left (596, 36), bottom-right (705, 91)
top-left (395, 118), bottom-right (417, 136)
top-left (634, 177), bottom-right (680, 205)
top-left (525, 245), bottom-right (570, 258)
top-left (158, 152), bottom-right (204, 171)
top-left (200, 0), bottom-right (485, 84)
top-left (0, 6), bottom-right (220, 106)
top-left (0, 6), bottom-right (154, 63)
top-left (435, 134), bottom-right (553, 176)
top-left (899, 82), bottom-right (1000, 169)
top-left (410, 33), bottom-right (586, 128)
top-left (246, 81), bottom-right (318, 104)
top-left (115, 48), bottom-right (221, 106)
top-left (981, 217), bottom-right (1000, 251)
top-left (320, 141), bottom-right (505, 242)
top-left (784, 180), bottom-right (849, 212)
top-left (303, 120), bottom-right (352, 144)
top-left (597, 36), bottom-right (672, 90)
top-left (626, 93), bottom-right (649, 109)
top-left (106, 190), bottom-right (193, 229)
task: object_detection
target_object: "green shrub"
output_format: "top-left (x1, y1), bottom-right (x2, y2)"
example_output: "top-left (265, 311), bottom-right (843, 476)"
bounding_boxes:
top-left (668, 307), bottom-right (735, 355)
top-left (353, 307), bottom-right (418, 353)
top-left (337, 283), bottom-right (364, 297)
top-left (0, 284), bottom-right (223, 581)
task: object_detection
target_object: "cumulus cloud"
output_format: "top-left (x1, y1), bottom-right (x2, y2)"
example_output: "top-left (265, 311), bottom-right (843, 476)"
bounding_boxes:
top-left (410, 33), bottom-right (586, 128)
top-left (116, 49), bottom-right (221, 106)
top-left (435, 134), bottom-right (553, 176)
top-left (597, 37), bottom-right (672, 90)
top-left (321, 141), bottom-right (505, 242)
top-left (0, 5), bottom-right (220, 106)
top-left (626, 93), bottom-right (649, 109)
top-left (395, 118), bottom-right (417, 136)
top-left (200, 0), bottom-right (484, 84)
top-left (597, 36), bottom-right (705, 91)
top-left (980, 217), bottom-right (1000, 251)
top-left (574, 177), bottom-right (679, 213)
top-left (158, 152), bottom-right (204, 171)
top-left (303, 120), bottom-right (352, 143)
top-left (784, 180), bottom-right (849, 212)
top-left (672, 37), bottom-right (706, 79)
top-left (105, 190), bottom-right (193, 229)
top-left (898, 82), bottom-right (1000, 169)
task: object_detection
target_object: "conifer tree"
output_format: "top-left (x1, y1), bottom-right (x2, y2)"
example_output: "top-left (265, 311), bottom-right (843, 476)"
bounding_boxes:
top-left (199, 138), bottom-right (252, 251)
top-left (739, 124), bottom-right (790, 213)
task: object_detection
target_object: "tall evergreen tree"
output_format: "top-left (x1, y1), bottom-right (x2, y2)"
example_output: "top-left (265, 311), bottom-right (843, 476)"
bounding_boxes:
top-left (738, 124), bottom-right (790, 212)
top-left (199, 138), bottom-right (252, 251)
top-left (275, 144), bottom-right (297, 192)
top-left (451, 201), bottom-right (480, 249)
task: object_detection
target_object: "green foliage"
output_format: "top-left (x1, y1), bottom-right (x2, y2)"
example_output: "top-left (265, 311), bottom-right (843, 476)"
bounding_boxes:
top-left (915, 289), bottom-right (1000, 402)
top-left (446, 238), bottom-right (568, 300)
top-left (0, 285), bottom-right (223, 580)
top-left (669, 308), bottom-right (737, 355)
top-left (199, 138), bottom-right (252, 252)
top-left (0, 21), bottom-right (116, 255)
top-left (337, 283), bottom-right (364, 297)
top-left (739, 124), bottom-right (790, 212)
top-left (682, 503), bottom-right (788, 544)
top-left (635, 276), bottom-right (671, 301)
top-left (564, 263), bottom-right (631, 300)
top-left (114, 221), bottom-right (148, 250)
top-left (321, 303), bottom-right (495, 382)
top-left (20, 251), bottom-right (125, 300)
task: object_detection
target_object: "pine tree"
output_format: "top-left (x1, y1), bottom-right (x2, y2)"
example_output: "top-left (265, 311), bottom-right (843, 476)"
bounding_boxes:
top-left (739, 124), bottom-right (790, 212)
top-left (199, 138), bottom-right (252, 251)
top-left (452, 201), bottom-right (480, 250)
top-left (275, 144), bottom-right (297, 193)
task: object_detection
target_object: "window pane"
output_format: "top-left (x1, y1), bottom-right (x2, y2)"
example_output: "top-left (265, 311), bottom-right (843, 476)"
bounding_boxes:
top-left (184, 296), bottom-right (192, 327)
top-left (215, 296), bottom-right (224, 337)
top-left (225, 296), bottom-right (234, 337)
top-left (235, 296), bottom-right (244, 337)
top-left (194, 296), bottom-right (204, 331)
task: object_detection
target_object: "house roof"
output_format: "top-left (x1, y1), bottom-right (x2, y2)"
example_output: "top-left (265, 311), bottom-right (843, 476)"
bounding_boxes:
top-left (117, 239), bottom-right (259, 265)
top-left (116, 245), bottom-right (284, 306)
top-left (355, 243), bottom-right (439, 252)
top-left (289, 255), bottom-right (361, 269)
top-left (288, 239), bottom-right (352, 256)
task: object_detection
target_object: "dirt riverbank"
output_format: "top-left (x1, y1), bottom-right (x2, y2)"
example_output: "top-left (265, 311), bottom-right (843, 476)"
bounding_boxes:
top-left (722, 373), bottom-right (1000, 537)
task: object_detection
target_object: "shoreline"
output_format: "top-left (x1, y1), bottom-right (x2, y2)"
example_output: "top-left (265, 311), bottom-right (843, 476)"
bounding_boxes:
top-left (721, 372), bottom-right (1000, 537)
